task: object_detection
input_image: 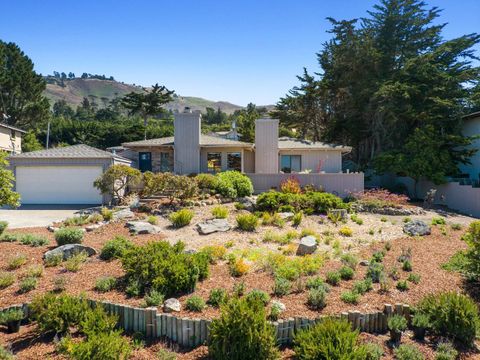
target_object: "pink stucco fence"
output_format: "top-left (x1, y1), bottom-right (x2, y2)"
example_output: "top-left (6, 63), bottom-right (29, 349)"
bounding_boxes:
top-left (245, 173), bottom-right (364, 197)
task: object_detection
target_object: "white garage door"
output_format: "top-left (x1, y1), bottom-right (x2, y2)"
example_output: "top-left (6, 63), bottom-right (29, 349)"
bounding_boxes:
top-left (16, 166), bottom-right (104, 205)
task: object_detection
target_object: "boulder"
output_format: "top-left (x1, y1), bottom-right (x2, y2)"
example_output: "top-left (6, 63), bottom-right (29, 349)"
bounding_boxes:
top-left (403, 220), bottom-right (431, 236)
top-left (359, 260), bottom-right (370, 266)
top-left (47, 225), bottom-right (60, 233)
top-left (163, 298), bottom-right (181, 313)
top-left (197, 219), bottom-right (231, 235)
top-left (236, 196), bottom-right (256, 211)
top-left (85, 223), bottom-right (105, 232)
top-left (296, 235), bottom-right (318, 256)
top-left (278, 212), bottom-right (295, 220)
top-left (125, 221), bottom-right (162, 235)
top-left (113, 208), bottom-right (135, 221)
top-left (43, 244), bottom-right (97, 261)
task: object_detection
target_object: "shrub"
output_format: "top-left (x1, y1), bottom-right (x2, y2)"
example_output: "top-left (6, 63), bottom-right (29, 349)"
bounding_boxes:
top-left (292, 211), bottom-right (303, 227)
top-left (229, 257), bottom-right (251, 277)
top-left (0, 308), bottom-right (24, 324)
top-left (95, 276), bottom-right (116, 292)
top-left (261, 212), bottom-right (285, 228)
top-left (450, 223), bottom-right (462, 231)
top-left (338, 226), bottom-right (353, 237)
top-left (307, 287), bottom-right (327, 310)
top-left (55, 227), bottom-right (84, 245)
top-left (234, 201), bottom-right (246, 210)
top-left (366, 262), bottom-right (384, 283)
top-left (44, 252), bottom-right (63, 267)
top-left (326, 271), bottom-right (341, 286)
top-left (63, 215), bottom-right (90, 226)
top-left (339, 266), bottom-right (354, 280)
top-left (293, 318), bottom-right (365, 359)
top-left (100, 236), bottom-right (133, 260)
top-left (0, 346), bottom-right (14, 360)
top-left (236, 213), bottom-right (258, 231)
top-left (353, 189), bottom-right (409, 209)
top-left (211, 205), bottom-right (229, 219)
top-left (147, 215), bottom-right (158, 225)
top-left (121, 241), bottom-right (209, 297)
top-left (268, 302), bottom-right (283, 321)
top-left (273, 277), bottom-right (291, 297)
top-left (359, 343), bottom-right (384, 360)
top-left (371, 250), bottom-right (385, 263)
top-left (384, 241), bottom-right (392, 251)
top-left (195, 173), bottom-right (218, 192)
top-left (256, 190), bottom-right (344, 214)
top-left (169, 209), bottom-right (194, 228)
top-left (388, 315), bottom-right (407, 332)
top-left (53, 276), bottom-right (67, 292)
top-left (412, 313), bottom-right (430, 329)
top-left (432, 217), bottom-right (446, 225)
top-left (407, 273), bottom-right (421, 284)
top-left (208, 288), bottom-right (228, 307)
top-left (350, 213), bottom-right (363, 225)
top-left (307, 192), bottom-right (346, 213)
top-left (186, 295), bottom-right (205, 312)
top-left (208, 297), bottom-right (278, 360)
top-left (94, 164), bottom-right (141, 203)
top-left (340, 291), bottom-right (359, 304)
top-left (100, 207), bottom-right (113, 221)
top-left (143, 172), bottom-right (198, 203)
top-left (353, 278), bottom-right (372, 295)
top-left (340, 253), bottom-right (358, 269)
top-left (25, 264), bottom-right (43, 278)
top-left (418, 292), bottom-right (479, 346)
top-left (435, 342), bottom-right (458, 360)
top-left (280, 176), bottom-right (301, 194)
top-left (143, 290), bottom-right (164, 307)
top-left (0, 233), bottom-right (18, 242)
top-left (394, 345), bottom-right (424, 360)
top-left (306, 277), bottom-right (330, 292)
top-left (64, 251), bottom-right (88, 272)
top-left (245, 289), bottom-right (270, 306)
top-left (233, 281), bottom-right (246, 297)
top-left (0, 272), bottom-right (15, 289)
top-left (7, 254), bottom-right (27, 270)
top-left (19, 276), bottom-right (37, 293)
top-left (396, 280), bottom-right (409, 291)
top-left (20, 234), bottom-right (49, 247)
top-left (65, 330), bottom-right (132, 360)
top-left (215, 171), bottom-right (253, 198)
top-left (200, 245), bottom-right (227, 264)
top-left (0, 221), bottom-right (7, 236)
top-left (402, 260), bottom-right (412, 272)
top-left (157, 348), bottom-right (177, 360)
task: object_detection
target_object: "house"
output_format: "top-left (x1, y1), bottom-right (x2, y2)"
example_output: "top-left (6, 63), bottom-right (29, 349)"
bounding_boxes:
top-left (459, 111), bottom-right (480, 182)
top-left (0, 123), bottom-right (25, 154)
top-left (8, 144), bottom-right (132, 205)
top-left (121, 110), bottom-right (351, 175)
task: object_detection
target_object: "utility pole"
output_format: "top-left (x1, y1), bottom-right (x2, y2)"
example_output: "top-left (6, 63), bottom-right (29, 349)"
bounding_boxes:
top-left (46, 121), bottom-right (51, 149)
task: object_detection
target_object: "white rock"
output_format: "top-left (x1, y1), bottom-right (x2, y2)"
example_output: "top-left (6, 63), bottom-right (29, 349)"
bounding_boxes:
top-left (296, 235), bottom-right (318, 255)
top-left (163, 298), bottom-right (181, 313)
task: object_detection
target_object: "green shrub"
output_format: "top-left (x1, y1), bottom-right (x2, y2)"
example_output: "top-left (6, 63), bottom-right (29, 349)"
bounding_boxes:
top-left (350, 214), bottom-right (364, 225)
top-left (211, 205), bottom-right (229, 219)
top-left (208, 288), bottom-right (228, 307)
top-left (169, 209), bottom-right (194, 228)
top-left (143, 290), bottom-right (164, 307)
top-left (366, 262), bottom-right (384, 283)
top-left (19, 276), bottom-right (37, 293)
top-left (245, 289), bottom-right (270, 306)
top-left (200, 245), bottom-right (227, 264)
top-left (307, 287), bottom-right (327, 310)
top-left (215, 171), bottom-right (253, 198)
top-left (273, 277), bottom-right (291, 297)
top-left (94, 276), bottom-right (116, 292)
top-left (412, 313), bottom-right (430, 329)
top-left (195, 173), bottom-right (219, 192)
top-left (339, 266), bottom-right (354, 280)
top-left (402, 260), bottom-right (412, 271)
top-left (147, 215), bottom-right (158, 225)
top-left (55, 227), bottom-right (84, 245)
top-left (306, 276), bottom-right (329, 291)
top-left (338, 226), bottom-right (353, 237)
top-left (20, 234), bottom-right (49, 247)
top-left (306, 192), bottom-right (346, 213)
top-left (63, 215), bottom-right (90, 226)
top-left (0, 346), bottom-right (14, 360)
top-left (396, 280), bottom-right (409, 291)
top-left (53, 276), bottom-right (67, 292)
top-left (384, 241), bottom-right (392, 251)
top-left (387, 315), bottom-right (407, 332)
top-left (121, 241), bottom-right (209, 297)
top-left (185, 295), bottom-right (206, 312)
top-left (236, 213), bottom-right (258, 231)
top-left (100, 236), bottom-right (133, 260)
top-left (407, 273), bottom-right (421, 284)
top-left (358, 343), bottom-right (384, 360)
top-left (234, 202), bottom-right (246, 210)
top-left (394, 344), bottom-right (424, 360)
top-left (7, 254), bottom-right (27, 270)
top-left (340, 291), bottom-right (359, 304)
top-left (44, 252), bottom-right (63, 267)
top-left (340, 253), bottom-right (358, 269)
top-left (435, 342), bottom-right (458, 360)
top-left (450, 223), bottom-right (462, 231)
top-left (292, 211), bottom-right (303, 227)
top-left (64, 251), bottom-right (88, 272)
top-left (0, 308), bottom-right (24, 324)
top-left (63, 330), bottom-right (132, 360)
top-left (25, 264), bottom-right (43, 278)
top-left (293, 318), bottom-right (365, 359)
top-left (371, 250), bottom-right (385, 263)
top-left (261, 212), bottom-right (285, 228)
top-left (0, 272), bottom-right (15, 289)
top-left (0, 221), bottom-right (8, 236)
top-left (157, 348), bottom-right (177, 360)
top-left (0, 233), bottom-right (19, 242)
top-left (208, 297), bottom-right (278, 360)
top-left (353, 279), bottom-right (372, 295)
top-left (418, 292), bottom-right (479, 346)
top-left (326, 271), bottom-right (341, 285)
top-left (432, 217), bottom-right (446, 225)
top-left (256, 190), bottom-right (344, 214)
top-left (233, 281), bottom-right (246, 297)
top-left (100, 207), bottom-right (113, 221)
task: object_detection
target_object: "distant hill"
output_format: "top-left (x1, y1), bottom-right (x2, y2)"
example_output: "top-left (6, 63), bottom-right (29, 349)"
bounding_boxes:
top-left (43, 77), bottom-right (246, 114)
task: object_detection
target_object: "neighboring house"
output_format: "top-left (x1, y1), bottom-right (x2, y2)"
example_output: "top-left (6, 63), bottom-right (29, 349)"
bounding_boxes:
top-left (459, 111), bottom-right (480, 182)
top-left (8, 144), bottom-right (131, 205)
top-left (121, 110), bottom-right (351, 175)
top-left (0, 123), bottom-right (25, 154)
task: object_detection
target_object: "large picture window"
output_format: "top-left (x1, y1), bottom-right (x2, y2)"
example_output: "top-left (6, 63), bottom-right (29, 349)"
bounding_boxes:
top-left (281, 155), bottom-right (301, 173)
top-left (227, 152), bottom-right (241, 171)
top-left (207, 153), bottom-right (222, 173)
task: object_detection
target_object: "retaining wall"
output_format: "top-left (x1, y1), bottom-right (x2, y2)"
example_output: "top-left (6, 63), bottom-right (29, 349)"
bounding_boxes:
top-left (1, 301), bottom-right (410, 348)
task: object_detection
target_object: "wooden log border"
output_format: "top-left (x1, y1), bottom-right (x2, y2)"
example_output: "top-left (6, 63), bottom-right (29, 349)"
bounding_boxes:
top-left (0, 301), bottom-right (412, 349)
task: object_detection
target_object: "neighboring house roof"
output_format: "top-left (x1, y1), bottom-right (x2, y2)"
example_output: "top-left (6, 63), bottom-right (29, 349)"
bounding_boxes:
top-left (463, 111), bottom-right (480, 120)
top-left (123, 135), bottom-right (253, 148)
top-left (9, 144), bottom-right (131, 162)
top-left (0, 123), bottom-right (27, 134)
top-left (278, 137), bottom-right (352, 152)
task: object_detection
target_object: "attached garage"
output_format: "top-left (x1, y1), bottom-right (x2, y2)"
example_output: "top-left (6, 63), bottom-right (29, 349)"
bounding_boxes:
top-left (9, 144), bottom-right (132, 205)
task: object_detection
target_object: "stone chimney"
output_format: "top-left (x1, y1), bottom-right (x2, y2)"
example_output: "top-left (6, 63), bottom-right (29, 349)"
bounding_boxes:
top-left (174, 111), bottom-right (201, 174)
top-left (255, 118), bottom-right (279, 174)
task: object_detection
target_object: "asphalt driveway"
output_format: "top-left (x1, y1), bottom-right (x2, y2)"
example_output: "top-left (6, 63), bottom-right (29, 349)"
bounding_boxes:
top-left (0, 205), bottom-right (96, 228)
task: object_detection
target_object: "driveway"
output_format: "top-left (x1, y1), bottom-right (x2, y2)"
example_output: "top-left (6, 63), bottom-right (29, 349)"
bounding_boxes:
top-left (0, 205), bottom-right (96, 228)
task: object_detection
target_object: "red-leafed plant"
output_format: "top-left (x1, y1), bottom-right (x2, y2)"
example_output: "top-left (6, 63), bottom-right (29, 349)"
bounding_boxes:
top-left (353, 188), bottom-right (409, 209)
top-left (280, 176), bottom-right (302, 194)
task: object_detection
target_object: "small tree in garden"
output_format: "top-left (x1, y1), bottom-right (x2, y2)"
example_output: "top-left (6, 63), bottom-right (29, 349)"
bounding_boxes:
top-left (142, 172), bottom-right (198, 204)
top-left (93, 164), bottom-right (141, 204)
top-left (0, 151), bottom-right (20, 208)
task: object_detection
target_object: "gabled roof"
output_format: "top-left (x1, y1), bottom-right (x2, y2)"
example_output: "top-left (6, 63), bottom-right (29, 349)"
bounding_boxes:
top-left (278, 137), bottom-right (351, 152)
top-left (0, 123), bottom-right (26, 134)
top-left (9, 144), bottom-right (131, 162)
top-left (123, 135), bottom-right (253, 148)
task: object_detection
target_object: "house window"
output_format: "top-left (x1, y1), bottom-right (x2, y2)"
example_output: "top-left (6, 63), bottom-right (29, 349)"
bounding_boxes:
top-left (227, 152), bottom-right (241, 171)
top-left (281, 155), bottom-right (301, 173)
top-left (160, 152), bottom-right (171, 172)
top-left (207, 153), bottom-right (222, 173)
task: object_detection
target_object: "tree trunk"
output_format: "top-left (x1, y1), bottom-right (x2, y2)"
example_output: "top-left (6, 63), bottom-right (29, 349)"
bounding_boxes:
top-left (143, 115), bottom-right (148, 140)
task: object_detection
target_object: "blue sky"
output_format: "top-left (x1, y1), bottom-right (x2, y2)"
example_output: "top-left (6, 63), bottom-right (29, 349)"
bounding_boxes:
top-left (1, 0), bottom-right (479, 106)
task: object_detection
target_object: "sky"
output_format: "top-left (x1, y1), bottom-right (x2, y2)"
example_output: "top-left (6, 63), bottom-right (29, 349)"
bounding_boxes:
top-left (1, 0), bottom-right (479, 106)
